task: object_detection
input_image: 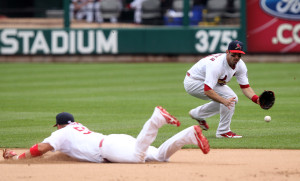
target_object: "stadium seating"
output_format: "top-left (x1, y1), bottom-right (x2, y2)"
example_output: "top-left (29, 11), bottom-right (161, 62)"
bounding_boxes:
top-left (100, 0), bottom-right (122, 22)
top-left (164, 0), bottom-right (200, 26)
top-left (141, 0), bottom-right (162, 25)
top-left (141, 0), bottom-right (161, 19)
top-left (172, 0), bottom-right (193, 12)
top-left (203, 0), bottom-right (240, 24)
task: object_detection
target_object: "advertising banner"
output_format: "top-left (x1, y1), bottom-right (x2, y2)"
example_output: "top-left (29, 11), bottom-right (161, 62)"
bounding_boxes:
top-left (247, 0), bottom-right (300, 53)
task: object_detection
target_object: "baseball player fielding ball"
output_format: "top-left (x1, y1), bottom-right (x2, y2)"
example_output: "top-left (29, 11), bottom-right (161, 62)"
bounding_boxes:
top-left (264, 116), bottom-right (271, 122)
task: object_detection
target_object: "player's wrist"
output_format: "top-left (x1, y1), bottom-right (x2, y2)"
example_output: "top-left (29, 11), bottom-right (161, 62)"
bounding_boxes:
top-left (251, 95), bottom-right (259, 104)
top-left (18, 152), bottom-right (26, 159)
top-left (12, 155), bottom-right (19, 160)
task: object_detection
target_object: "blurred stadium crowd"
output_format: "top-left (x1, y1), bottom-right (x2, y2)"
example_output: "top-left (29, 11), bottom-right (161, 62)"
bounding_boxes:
top-left (0, 0), bottom-right (240, 26)
top-left (69, 0), bottom-right (240, 25)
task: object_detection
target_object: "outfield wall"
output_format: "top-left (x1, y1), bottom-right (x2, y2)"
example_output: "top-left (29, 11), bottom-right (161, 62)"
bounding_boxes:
top-left (0, 0), bottom-right (299, 62)
top-left (0, 27), bottom-right (299, 63)
top-left (0, 27), bottom-right (241, 55)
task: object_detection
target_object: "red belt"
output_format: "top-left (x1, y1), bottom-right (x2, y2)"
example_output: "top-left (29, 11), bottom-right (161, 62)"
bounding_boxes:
top-left (99, 138), bottom-right (104, 148)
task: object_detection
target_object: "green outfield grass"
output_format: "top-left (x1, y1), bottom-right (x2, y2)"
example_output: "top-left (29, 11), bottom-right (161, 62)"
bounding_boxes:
top-left (0, 62), bottom-right (299, 149)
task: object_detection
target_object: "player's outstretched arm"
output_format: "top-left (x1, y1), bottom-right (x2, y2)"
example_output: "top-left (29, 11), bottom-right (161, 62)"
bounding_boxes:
top-left (2, 143), bottom-right (53, 160)
top-left (204, 89), bottom-right (236, 109)
top-left (241, 87), bottom-right (259, 104)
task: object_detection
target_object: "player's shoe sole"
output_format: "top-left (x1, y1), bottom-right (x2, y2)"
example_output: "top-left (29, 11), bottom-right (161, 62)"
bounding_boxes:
top-left (216, 131), bottom-right (242, 138)
top-left (193, 125), bottom-right (210, 154)
top-left (156, 106), bottom-right (181, 127)
top-left (189, 112), bottom-right (209, 131)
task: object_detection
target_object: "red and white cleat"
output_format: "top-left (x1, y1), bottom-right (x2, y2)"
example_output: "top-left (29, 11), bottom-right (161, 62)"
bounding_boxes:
top-left (156, 106), bottom-right (181, 127)
top-left (189, 112), bottom-right (209, 131)
top-left (193, 125), bottom-right (210, 154)
top-left (197, 119), bottom-right (209, 131)
top-left (216, 131), bottom-right (242, 138)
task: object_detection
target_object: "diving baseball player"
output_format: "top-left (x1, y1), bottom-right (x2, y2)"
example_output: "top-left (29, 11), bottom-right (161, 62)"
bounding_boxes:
top-left (3, 106), bottom-right (209, 162)
top-left (184, 40), bottom-right (260, 138)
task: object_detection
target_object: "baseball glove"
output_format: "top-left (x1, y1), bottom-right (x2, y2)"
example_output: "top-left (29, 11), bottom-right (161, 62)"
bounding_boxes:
top-left (2, 149), bottom-right (17, 159)
top-left (259, 90), bottom-right (275, 110)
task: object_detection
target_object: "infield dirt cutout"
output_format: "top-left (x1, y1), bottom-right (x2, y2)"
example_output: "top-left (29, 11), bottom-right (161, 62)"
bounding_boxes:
top-left (1, 149), bottom-right (299, 181)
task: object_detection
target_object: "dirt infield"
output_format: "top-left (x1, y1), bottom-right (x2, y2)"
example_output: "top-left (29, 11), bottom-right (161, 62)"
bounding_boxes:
top-left (1, 149), bottom-right (299, 181)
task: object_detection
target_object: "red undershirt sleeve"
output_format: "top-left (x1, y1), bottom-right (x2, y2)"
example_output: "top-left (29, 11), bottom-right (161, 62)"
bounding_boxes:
top-left (240, 84), bottom-right (250, 89)
top-left (204, 84), bottom-right (212, 91)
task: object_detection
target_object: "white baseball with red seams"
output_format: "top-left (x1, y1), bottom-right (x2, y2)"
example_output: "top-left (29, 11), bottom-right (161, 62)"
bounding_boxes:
top-left (264, 116), bottom-right (271, 122)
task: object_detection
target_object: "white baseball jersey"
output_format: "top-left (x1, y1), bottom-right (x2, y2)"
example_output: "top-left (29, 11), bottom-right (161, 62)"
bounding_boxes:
top-left (187, 53), bottom-right (249, 89)
top-left (42, 122), bottom-right (105, 163)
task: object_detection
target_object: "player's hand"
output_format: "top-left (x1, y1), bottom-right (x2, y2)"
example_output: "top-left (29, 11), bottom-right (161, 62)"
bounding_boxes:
top-left (2, 149), bottom-right (18, 159)
top-left (256, 97), bottom-right (260, 105)
top-left (223, 97), bottom-right (236, 109)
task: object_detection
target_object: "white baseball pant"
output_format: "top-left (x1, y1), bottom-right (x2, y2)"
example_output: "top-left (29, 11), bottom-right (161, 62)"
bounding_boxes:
top-left (100, 107), bottom-right (199, 163)
top-left (184, 75), bottom-right (238, 135)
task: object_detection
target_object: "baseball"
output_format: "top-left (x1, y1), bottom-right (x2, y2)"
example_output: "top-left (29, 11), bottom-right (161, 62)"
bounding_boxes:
top-left (264, 116), bottom-right (271, 122)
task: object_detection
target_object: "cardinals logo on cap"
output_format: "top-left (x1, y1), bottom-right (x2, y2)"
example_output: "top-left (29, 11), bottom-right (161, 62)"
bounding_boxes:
top-left (236, 43), bottom-right (242, 50)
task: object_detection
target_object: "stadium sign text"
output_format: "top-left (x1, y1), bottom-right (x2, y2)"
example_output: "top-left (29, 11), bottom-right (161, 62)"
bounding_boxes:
top-left (247, 0), bottom-right (300, 52)
top-left (195, 30), bottom-right (238, 53)
top-left (272, 23), bottom-right (300, 44)
top-left (0, 29), bottom-right (118, 55)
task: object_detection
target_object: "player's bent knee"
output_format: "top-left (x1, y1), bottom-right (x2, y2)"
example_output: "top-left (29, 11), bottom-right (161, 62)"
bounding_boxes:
top-left (235, 96), bottom-right (239, 104)
top-left (230, 94), bottom-right (238, 104)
